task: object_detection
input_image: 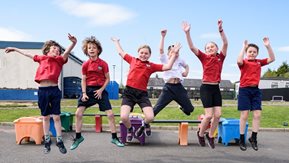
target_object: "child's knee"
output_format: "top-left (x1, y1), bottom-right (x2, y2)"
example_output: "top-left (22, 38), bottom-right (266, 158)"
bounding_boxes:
top-left (43, 116), bottom-right (50, 122)
top-left (53, 115), bottom-right (60, 122)
top-left (145, 115), bottom-right (154, 123)
top-left (106, 112), bottom-right (115, 119)
top-left (121, 115), bottom-right (129, 122)
top-left (75, 112), bottom-right (83, 119)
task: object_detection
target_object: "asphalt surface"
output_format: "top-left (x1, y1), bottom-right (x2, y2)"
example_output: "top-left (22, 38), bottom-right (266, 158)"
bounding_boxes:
top-left (0, 125), bottom-right (289, 163)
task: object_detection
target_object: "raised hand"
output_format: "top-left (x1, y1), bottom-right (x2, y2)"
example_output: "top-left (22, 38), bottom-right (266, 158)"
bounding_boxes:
top-left (243, 40), bottom-right (248, 48)
top-left (263, 37), bottom-right (270, 47)
top-left (111, 37), bottom-right (120, 42)
top-left (182, 21), bottom-right (191, 33)
top-left (68, 33), bottom-right (77, 44)
top-left (161, 29), bottom-right (167, 37)
top-left (172, 42), bottom-right (182, 52)
top-left (218, 19), bottom-right (223, 31)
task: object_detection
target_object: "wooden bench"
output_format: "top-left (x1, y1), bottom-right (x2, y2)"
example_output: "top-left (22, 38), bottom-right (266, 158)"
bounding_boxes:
top-left (152, 120), bottom-right (201, 146)
top-left (70, 113), bottom-right (120, 133)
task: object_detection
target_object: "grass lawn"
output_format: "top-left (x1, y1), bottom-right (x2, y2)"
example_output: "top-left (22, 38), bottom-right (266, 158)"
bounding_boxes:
top-left (0, 99), bottom-right (288, 128)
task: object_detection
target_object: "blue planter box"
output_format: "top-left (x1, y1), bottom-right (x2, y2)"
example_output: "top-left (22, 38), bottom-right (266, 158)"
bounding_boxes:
top-left (218, 118), bottom-right (248, 146)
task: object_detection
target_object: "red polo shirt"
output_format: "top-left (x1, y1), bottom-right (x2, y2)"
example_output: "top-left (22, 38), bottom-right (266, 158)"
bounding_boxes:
top-left (239, 58), bottom-right (268, 88)
top-left (33, 55), bottom-right (67, 84)
top-left (82, 58), bottom-right (109, 86)
top-left (124, 54), bottom-right (163, 91)
top-left (197, 50), bottom-right (225, 83)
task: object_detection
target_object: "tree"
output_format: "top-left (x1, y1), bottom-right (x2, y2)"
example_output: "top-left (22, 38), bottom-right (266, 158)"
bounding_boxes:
top-left (262, 62), bottom-right (289, 78)
top-left (276, 62), bottom-right (289, 77)
top-left (263, 68), bottom-right (277, 78)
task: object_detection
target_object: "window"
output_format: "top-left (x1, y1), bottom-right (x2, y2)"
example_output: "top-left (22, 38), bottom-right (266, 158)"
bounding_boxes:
top-left (271, 82), bottom-right (278, 88)
top-left (285, 82), bottom-right (289, 88)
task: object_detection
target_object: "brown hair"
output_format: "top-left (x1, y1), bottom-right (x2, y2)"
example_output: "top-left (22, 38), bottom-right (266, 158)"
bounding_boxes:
top-left (246, 43), bottom-right (259, 53)
top-left (137, 45), bottom-right (151, 54)
top-left (82, 36), bottom-right (103, 56)
top-left (42, 40), bottom-right (62, 55)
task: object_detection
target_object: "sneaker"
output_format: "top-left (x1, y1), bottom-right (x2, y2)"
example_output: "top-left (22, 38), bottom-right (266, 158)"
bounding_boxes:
top-left (70, 136), bottom-right (84, 150)
top-left (144, 124), bottom-right (151, 136)
top-left (43, 140), bottom-right (51, 154)
top-left (135, 126), bottom-right (145, 137)
top-left (248, 137), bottom-right (258, 151)
top-left (111, 137), bottom-right (125, 147)
top-left (239, 142), bottom-right (247, 151)
top-left (205, 133), bottom-right (215, 149)
top-left (56, 141), bottom-right (67, 154)
top-left (197, 130), bottom-right (206, 147)
top-left (126, 127), bottom-right (135, 142)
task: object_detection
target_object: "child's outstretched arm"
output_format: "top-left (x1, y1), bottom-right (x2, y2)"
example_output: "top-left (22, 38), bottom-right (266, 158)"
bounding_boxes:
top-left (263, 37), bottom-right (275, 64)
top-left (5, 47), bottom-right (34, 59)
top-left (63, 33), bottom-right (77, 61)
top-left (182, 21), bottom-right (198, 56)
top-left (162, 43), bottom-right (181, 71)
top-left (237, 40), bottom-right (247, 66)
top-left (160, 29), bottom-right (167, 55)
top-left (218, 19), bottom-right (228, 56)
top-left (111, 37), bottom-right (126, 58)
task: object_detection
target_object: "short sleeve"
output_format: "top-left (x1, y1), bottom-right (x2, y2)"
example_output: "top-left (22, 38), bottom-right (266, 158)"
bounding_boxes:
top-left (82, 62), bottom-right (88, 75)
top-left (259, 58), bottom-right (269, 66)
top-left (33, 55), bottom-right (41, 62)
top-left (124, 54), bottom-right (133, 63)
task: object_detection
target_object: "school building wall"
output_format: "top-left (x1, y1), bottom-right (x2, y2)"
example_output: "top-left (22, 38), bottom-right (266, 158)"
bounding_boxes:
top-left (0, 41), bottom-right (83, 101)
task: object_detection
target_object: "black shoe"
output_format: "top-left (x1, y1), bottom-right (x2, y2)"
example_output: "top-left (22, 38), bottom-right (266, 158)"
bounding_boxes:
top-left (197, 130), bottom-right (206, 147)
top-left (239, 142), bottom-right (247, 151)
top-left (248, 137), bottom-right (258, 151)
top-left (205, 133), bottom-right (215, 149)
top-left (144, 124), bottom-right (151, 136)
top-left (126, 127), bottom-right (135, 142)
top-left (44, 140), bottom-right (51, 154)
top-left (56, 141), bottom-right (67, 154)
top-left (135, 126), bottom-right (145, 137)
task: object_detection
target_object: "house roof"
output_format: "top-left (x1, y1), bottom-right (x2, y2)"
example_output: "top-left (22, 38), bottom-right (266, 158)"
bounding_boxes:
top-left (148, 78), bottom-right (234, 89)
top-left (0, 41), bottom-right (83, 65)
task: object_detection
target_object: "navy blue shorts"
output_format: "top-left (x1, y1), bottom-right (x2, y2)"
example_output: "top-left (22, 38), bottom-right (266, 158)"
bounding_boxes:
top-left (77, 86), bottom-right (112, 111)
top-left (200, 84), bottom-right (222, 108)
top-left (122, 86), bottom-right (152, 111)
top-left (238, 87), bottom-right (262, 111)
top-left (38, 86), bottom-right (62, 116)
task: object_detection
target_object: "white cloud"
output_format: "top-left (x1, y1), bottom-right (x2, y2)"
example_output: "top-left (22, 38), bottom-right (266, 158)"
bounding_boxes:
top-left (53, 0), bottom-right (136, 26)
top-left (199, 33), bottom-right (219, 39)
top-left (278, 46), bottom-right (289, 52)
top-left (0, 27), bottom-right (31, 41)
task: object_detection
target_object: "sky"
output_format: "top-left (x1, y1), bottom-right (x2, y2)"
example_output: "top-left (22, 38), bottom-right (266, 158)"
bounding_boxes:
top-left (1, 0), bottom-right (289, 85)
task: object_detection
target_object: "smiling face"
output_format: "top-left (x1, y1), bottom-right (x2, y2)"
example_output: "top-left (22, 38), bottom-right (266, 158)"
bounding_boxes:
top-left (205, 42), bottom-right (218, 55)
top-left (82, 36), bottom-right (103, 58)
top-left (42, 40), bottom-right (61, 56)
top-left (86, 43), bottom-right (99, 58)
top-left (137, 45), bottom-right (151, 61)
top-left (47, 45), bottom-right (61, 57)
top-left (246, 46), bottom-right (259, 60)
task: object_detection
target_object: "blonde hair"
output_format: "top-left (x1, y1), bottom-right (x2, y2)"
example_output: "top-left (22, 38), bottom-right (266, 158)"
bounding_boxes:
top-left (82, 36), bottom-right (102, 56)
top-left (137, 45), bottom-right (151, 54)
